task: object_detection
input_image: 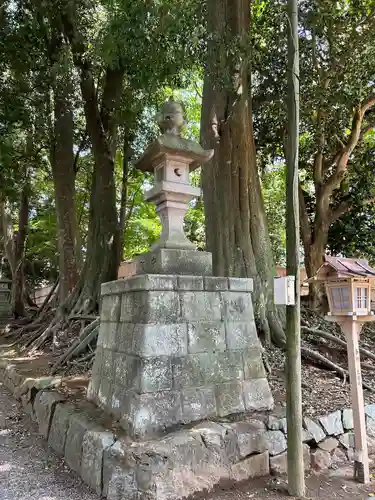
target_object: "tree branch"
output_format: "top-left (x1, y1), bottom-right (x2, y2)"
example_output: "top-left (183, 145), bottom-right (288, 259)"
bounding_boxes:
top-left (329, 198), bottom-right (351, 224)
top-left (323, 104), bottom-right (369, 197)
top-left (298, 183), bottom-right (311, 249)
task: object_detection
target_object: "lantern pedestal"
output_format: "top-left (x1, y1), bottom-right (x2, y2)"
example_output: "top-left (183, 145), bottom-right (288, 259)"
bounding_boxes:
top-left (0, 278), bottom-right (11, 318)
top-left (327, 315), bottom-right (372, 484)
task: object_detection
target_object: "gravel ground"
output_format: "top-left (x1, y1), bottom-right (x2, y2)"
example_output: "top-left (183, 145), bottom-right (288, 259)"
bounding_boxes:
top-left (0, 382), bottom-right (98, 500)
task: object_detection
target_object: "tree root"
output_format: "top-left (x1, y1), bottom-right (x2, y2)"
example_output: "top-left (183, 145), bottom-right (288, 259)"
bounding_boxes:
top-left (300, 345), bottom-right (375, 393)
top-left (302, 325), bottom-right (375, 363)
top-left (51, 318), bottom-right (99, 374)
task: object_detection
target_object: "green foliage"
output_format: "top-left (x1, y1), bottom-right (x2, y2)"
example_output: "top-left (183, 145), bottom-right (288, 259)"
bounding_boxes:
top-left (253, 0), bottom-right (375, 263)
top-left (262, 163), bottom-right (286, 266)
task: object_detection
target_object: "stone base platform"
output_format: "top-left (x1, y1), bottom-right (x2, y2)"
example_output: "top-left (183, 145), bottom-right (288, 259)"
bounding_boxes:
top-left (0, 357), bottom-right (373, 500)
top-left (88, 274), bottom-right (273, 438)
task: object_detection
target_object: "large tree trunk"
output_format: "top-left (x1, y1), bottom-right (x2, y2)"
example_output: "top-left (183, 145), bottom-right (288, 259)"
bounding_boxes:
top-left (52, 72), bottom-right (80, 305)
top-left (0, 188), bottom-right (29, 317)
top-left (62, 9), bottom-right (123, 311)
top-left (201, 0), bottom-right (285, 345)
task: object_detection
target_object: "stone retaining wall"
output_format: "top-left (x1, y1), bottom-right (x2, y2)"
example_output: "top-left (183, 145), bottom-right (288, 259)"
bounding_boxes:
top-left (1, 359), bottom-right (374, 500)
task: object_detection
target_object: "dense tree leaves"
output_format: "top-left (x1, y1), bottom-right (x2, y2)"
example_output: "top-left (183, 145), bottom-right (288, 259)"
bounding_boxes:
top-left (252, 0), bottom-right (375, 305)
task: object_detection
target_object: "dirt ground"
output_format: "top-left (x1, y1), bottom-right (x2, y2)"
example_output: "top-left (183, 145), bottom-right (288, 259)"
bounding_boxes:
top-left (195, 467), bottom-right (375, 499)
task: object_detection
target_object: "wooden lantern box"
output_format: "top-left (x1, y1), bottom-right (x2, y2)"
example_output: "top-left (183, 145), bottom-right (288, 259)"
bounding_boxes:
top-left (309, 256), bottom-right (375, 317)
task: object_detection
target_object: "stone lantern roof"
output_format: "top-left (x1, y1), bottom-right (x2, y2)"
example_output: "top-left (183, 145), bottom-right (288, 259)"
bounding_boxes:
top-left (135, 99), bottom-right (213, 172)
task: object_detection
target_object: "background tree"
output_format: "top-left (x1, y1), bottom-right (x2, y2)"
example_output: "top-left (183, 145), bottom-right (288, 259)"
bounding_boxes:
top-left (201, 0), bottom-right (285, 344)
top-left (252, 0), bottom-right (375, 307)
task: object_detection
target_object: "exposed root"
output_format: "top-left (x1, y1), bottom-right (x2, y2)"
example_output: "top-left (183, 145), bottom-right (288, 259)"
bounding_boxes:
top-left (51, 318), bottom-right (99, 374)
top-left (302, 325), bottom-right (375, 363)
top-left (300, 344), bottom-right (375, 393)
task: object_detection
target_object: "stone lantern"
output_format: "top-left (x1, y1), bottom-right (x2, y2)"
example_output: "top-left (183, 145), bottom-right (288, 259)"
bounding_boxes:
top-left (134, 99), bottom-right (214, 275)
top-left (88, 99), bottom-right (273, 440)
top-left (0, 277), bottom-right (11, 317)
top-left (309, 256), bottom-right (375, 483)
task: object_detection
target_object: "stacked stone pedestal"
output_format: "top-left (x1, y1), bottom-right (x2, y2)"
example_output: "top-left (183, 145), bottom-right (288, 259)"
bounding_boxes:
top-left (88, 274), bottom-right (273, 439)
top-left (0, 279), bottom-right (11, 318)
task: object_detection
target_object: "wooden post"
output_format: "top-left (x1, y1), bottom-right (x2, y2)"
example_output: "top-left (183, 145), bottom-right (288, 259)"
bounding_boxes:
top-left (285, 0), bottom-right (305, 496)
top-left (341, 319), bottom-right (370, 484)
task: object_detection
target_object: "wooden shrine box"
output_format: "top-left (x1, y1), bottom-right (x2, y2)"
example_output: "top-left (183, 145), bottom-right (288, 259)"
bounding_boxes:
top-left (309, 256), bottom-right (375, 317)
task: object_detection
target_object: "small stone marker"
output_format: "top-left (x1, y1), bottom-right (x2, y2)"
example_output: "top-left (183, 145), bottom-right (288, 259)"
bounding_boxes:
top-left (0, 278), bottom-right (11, 318)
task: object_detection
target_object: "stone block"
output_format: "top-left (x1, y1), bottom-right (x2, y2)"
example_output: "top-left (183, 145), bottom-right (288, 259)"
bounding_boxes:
top-left (192, 421), bottom-right (227, 447)
top-left (121, 291), bottom-right (180, 323)
top-left (267, 416), bottom-right (282, 431)
top-left (107, 470), bottom-right (138, 500)
top-left (368, 435), bottom-right (375, 454)
top-left (160, 432), bottom-right (209, 469)
top-left (221, 292), bottom-right (253, 322)
top-left (120, 390), bottom-right (183, 438)
top-left (125, 274), bottom-right (177, 291)
top-left (181, 387), bottom-right (216, 422)
top-left (116, 322), bottom-right (135, 354)
top-left (173, 351), bottom-right (244, 389)
top-left (111, 383), bottom-right (128, 420)
top-left (101, 294), bottom-right (121, 322)
top-left (101, 279), bottom-right (129, 296)
top-left (132, 323), bottom-right (188, 357)
top-left (177, 275), bottom-right (204, 290)
top-left (226, 322), bottom-right (258, 350)
top-left (81, 429), bottom-right (115, 495)
top-left (230, 451), bottom-right (269, 481)
top-left (136, 248), bottom-right (213, 276)
top-left (318, 437), bottom-right (339, 452)
top-left (365, 403), bottom-right (375, 421)
top-left (342, 408), bottom-right (353, 430)
top-left (114, 353), bottom-right (139, 389)
top-left (90, 346), bottom-right (103, 380)
top-left (192, 421), bottom-right (239, 465)
top-left (98, 322), bottom-right (118, 349)
top-left (102, 348), bottom-right (115, 379)
top-left (65, 412), bottom-right (93, 474)
top-left (242, 347), bottom-right (266, 379)
top-left (34, 390), bottom-right (66, 439)
top-left (367, 415), bottom-right (375, 437)
top-left (98, 377), bottom-right (113, 408)
top-left (180, 291), bottom-right (222, 321)
top-left (203, 277), bottom-right (229, 291)
top-left (319, 410), bottom-right (343, 436)
top-left (264, 430), bottom-right (287, 456)
top-left (104, 444), bottom-right (141, 500)
top-left (187, 321), bottom-right (226, 354)
top-left (303, 429), bottom-right (314, 442)
top-left (228, 278), bottom-right (254, 292)
top-left (269, 444), bottom-right (310, 475)
top-left (339, 432), bottom-right (354, 449)
top-left (243, 379), bottom-right (274, 411)
top-left (139, 357), bottom-right (172, 393)
top-left (4, 364), bottom-right (23, 392)
top-left (87, 376), bottom-right (101, 404)
top-left (48, 403), bottom-right (76, 456)
top-left (215, 381), bottom-right (245, 416)
top-left (311, 448), bottom-right (331, 471)
top-left (14, 375), bottom-right (62, 400)
top-left (269, 417), bottom-right (312, 441)
top-left (304, 417), bottom-right (326, 443)
top-left (231, 421), bottom-right (267, 458)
